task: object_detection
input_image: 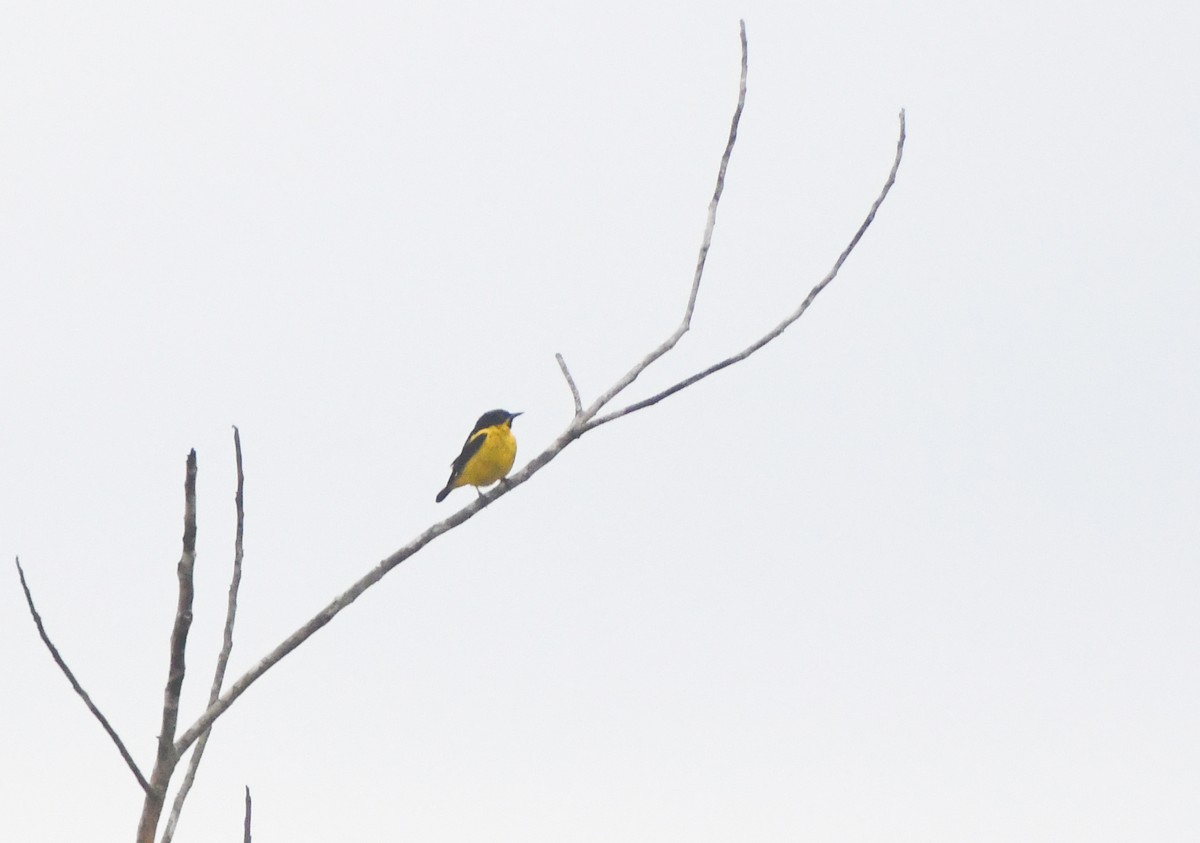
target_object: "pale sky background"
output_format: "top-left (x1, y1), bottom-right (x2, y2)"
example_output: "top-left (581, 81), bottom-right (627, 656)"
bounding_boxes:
top-left (2, 2), bottom-right (1197, 841)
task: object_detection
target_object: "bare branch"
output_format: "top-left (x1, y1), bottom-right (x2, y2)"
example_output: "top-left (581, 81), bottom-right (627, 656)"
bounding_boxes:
top-left (137, 449), bottom-right (199, 843)
top-left (180, 22), bottom-right (751, 758)
top-left (161, 429), bottom-right (247, 843)
top-left (160, 449), bottom-right (199, 752)
top-left (170, 30), bottom-right (904, 765)
top-left (243, 786), bottom-right (253, 843)
top-left (585, 109), bottom-right (908, 430)
top-left (681, 18), bottom-right (749, 333)
top-left (555, 353), bottom-right (583, 416)
top-left (173, 418), bottom-right (587, 755)
top-left (13, 556), bottom-right (151, 794)
top-left (13, 21), bottom-right (905, 843)
top-left (577, 19), bottom-right (749, 424)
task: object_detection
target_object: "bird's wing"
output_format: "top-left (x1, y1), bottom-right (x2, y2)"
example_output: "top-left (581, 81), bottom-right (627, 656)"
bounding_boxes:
top-left (449, 428), bottom-right (488, 477)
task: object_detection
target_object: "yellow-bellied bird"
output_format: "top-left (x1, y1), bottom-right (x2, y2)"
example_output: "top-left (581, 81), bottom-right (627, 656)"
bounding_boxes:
top-left (435, 409), bottom-right (522, 502)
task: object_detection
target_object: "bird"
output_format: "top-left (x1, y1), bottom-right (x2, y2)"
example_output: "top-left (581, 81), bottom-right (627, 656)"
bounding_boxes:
top-left (435, 409), bottom-right (522, 502)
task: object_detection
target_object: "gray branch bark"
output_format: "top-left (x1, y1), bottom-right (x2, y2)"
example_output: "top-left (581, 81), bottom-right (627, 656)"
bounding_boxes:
top-left (136, 449), bottom-right (198, 843)
top-left (13, 557), bottom-right (150, 794)
top-left (585, 109), bottom-right (907, 431)
top-left (243, 786), bottom-right (252, 843)
top-left (159, 428), bottom-right (247, 843)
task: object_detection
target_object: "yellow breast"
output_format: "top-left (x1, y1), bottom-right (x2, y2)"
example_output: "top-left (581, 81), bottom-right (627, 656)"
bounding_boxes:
top-left (459, 425), bottom-right (517, 488)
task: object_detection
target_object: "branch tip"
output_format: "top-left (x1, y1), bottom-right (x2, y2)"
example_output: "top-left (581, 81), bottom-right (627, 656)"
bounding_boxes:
top-left (139, 449), bottom-right (201, 842)
top-left (162, 427), bottom-right (248, 842)
top-left (573, 22), bottom-right (750, 424)
top-left (584, 107), bottom-right (906, 430)
top-left (14, 556), bottom-right (151, 794)
top-left (243, 786), bottom-right (253, 843)
top-left (555, 353), bottom-right (583, 416)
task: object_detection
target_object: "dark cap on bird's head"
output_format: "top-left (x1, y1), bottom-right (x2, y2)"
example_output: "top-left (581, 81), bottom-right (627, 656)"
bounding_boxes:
top-left (473, 409), bottom-right (522, 431)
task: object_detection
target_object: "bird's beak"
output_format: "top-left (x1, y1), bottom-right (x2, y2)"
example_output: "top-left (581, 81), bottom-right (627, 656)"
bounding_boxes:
top-left (510, 411), bottom-right (523, 422)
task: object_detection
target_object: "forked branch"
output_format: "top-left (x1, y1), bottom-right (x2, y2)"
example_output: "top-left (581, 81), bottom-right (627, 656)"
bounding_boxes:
top-left (172, 21), bottom-right (904, 762)
top-left (573, 19), bottom-right (750, 425)
top-left (585, 109), bottom-right (907, 430)
top-left (18, 22), bottom-right (907, 843)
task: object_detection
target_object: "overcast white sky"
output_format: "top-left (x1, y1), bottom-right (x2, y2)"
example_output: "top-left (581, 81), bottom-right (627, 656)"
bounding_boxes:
top-left (2, 2), bottom-right (1198, 841)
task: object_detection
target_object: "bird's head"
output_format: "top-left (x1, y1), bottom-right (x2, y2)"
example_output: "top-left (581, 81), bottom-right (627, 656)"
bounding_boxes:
top-left (474, 409), bottom-right (522, 431)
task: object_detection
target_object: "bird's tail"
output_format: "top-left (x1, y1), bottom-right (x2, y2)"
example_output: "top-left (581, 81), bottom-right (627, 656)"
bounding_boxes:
top-left (435, 485), bottom-right (452, 503)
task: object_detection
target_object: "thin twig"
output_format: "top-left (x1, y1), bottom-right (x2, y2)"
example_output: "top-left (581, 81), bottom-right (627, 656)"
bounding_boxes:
top-left (681, 18), bottom-right (749, 332)
top-left (576, 19), bottom-right (749, 425)
top-left (13, 557), bottom-right (151, 794)
top-left (555, 353), bottom-right (583, 416)
top-left (161, 429), bottom-right (247, 843)
top-left (585, 109), bottom-right (907, 430)
top-left (243, 786), bottom-right (252, 843)
top-left (137, 450), bottom-right (199, 843)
